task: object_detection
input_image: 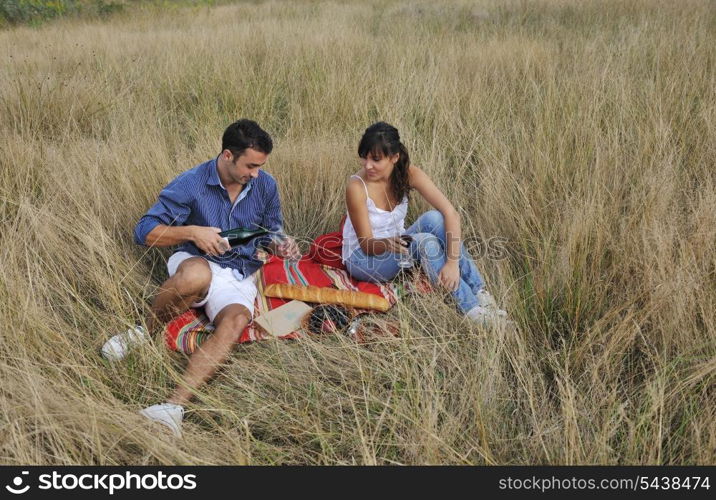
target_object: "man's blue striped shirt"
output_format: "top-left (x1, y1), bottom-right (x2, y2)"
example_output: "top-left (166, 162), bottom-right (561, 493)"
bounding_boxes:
top-left (134, 157), bottom-right (283, 278)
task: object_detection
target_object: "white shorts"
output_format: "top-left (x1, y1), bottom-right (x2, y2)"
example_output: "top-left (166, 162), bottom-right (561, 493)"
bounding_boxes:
top-left (167, 251), bottom-right (257, 322)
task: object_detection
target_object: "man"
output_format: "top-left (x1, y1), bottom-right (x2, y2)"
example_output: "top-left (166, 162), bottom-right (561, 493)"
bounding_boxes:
top-left (101, 119), bottom-right (299, 437)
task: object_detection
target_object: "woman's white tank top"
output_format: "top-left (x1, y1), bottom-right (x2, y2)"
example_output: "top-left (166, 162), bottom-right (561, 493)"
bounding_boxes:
top-left (342, 175), bottom-right (408, 262)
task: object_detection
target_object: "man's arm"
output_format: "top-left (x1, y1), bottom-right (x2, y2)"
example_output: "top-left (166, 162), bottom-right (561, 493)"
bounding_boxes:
top-left (143, 225), bottom-right (196, 247)
top-left (144, 224), bottom-right (228, 255)
top-left (135, 180), bottom-right (192, 245)
top-left (134, 178), bottom-right (229, 256)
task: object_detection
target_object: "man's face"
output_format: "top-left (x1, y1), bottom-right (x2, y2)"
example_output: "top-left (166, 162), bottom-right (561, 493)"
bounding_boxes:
top-left (227, 148), bottom-right (268, 185)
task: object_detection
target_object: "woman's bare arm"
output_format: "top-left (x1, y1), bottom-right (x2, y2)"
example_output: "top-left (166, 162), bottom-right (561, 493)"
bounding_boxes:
top-left (408, 166), bottom-right (462, 290)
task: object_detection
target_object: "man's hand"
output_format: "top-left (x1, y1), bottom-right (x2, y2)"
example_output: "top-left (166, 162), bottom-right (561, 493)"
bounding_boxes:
top-left (191, 226), bottom-right (230, 256)
top-left (438, 260), bottom-right (460, 292)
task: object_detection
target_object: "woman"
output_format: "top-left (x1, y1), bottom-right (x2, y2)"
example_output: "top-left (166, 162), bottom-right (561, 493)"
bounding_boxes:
top-left (341, 122), bottom-right (507, 324)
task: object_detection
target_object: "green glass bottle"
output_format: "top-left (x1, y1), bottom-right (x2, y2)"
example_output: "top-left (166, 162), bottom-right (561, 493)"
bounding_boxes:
top-left (219, 227), bottom-right (269, 248)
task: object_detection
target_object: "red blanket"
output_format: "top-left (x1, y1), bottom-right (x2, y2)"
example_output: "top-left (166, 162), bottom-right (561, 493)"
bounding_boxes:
top-left (163, 255), bottom-right (430, 353)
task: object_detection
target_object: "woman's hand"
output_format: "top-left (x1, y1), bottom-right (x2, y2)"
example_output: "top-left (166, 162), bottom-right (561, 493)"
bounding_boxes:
top-left (439, 261), bottom-right (460, 292)
top-left (381, 236), bottom-right (409, 255)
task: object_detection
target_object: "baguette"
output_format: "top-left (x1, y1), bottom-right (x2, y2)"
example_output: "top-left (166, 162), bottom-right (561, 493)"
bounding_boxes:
top-left (264, 284), bottom-right (391, 312)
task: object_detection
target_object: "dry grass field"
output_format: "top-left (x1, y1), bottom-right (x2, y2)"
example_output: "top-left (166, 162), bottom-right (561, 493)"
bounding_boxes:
top-left (0, 0), bottom-right (714, 464)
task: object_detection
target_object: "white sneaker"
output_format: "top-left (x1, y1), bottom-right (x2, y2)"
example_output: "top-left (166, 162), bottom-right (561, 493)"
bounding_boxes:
top-left (476, 288), bottom-right (496, 307)
top-left (476, 289), bottom-right (507, 315)
top-left (466, 305), bottom-right (510, 327)
top-left (100, 326), bottom-right (150, 362)
top-left (139, 402), bottom-right (184, 438)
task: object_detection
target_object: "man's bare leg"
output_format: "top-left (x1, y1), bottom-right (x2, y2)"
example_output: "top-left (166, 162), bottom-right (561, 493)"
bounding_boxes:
top-left (146, 257), bottom-right (212, 334)
top-left (167, 304), bottom-right (251, 405)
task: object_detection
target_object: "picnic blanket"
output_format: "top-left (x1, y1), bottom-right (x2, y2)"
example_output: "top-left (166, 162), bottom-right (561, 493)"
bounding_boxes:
top-left (163, 254), bottom-right (431, 354)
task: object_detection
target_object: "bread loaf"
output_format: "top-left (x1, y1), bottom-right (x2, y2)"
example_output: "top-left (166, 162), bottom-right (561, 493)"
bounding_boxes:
top-left (264, 284), bottom-right (391, 312)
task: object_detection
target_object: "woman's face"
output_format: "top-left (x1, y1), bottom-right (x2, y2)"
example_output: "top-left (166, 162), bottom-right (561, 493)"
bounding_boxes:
top-left (360, 150), bottom-right (399, 181)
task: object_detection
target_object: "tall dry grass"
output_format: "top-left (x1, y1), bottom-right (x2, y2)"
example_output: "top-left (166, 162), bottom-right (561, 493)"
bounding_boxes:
top-left (0, 0), bottom-right (714, 464)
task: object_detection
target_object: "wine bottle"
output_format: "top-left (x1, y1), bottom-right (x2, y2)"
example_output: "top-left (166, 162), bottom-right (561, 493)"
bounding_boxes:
top-left (219, 227), bottom-right (269, 248)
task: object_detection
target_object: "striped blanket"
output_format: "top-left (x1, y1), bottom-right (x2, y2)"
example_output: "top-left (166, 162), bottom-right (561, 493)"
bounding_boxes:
top-left (163, 255), bottom-right (431, 354)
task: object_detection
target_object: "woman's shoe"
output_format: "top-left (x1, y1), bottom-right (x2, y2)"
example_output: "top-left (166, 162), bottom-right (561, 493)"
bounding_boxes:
top-left (475, 289), bottom-right (500, 309)
top-left (466, 289), bottom-right (511, 327)
top-left (466, 305), bottom-right (508, 326)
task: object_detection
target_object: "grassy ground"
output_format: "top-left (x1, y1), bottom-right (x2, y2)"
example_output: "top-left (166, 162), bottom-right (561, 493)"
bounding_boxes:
top-left (0, 0), bottom-right (714, 464)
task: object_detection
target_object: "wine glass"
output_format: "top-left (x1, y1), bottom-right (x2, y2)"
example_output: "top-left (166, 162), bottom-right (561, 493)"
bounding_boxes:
top-left (272, 226), bottom-right (300, 265)
top-left (397, 234), bottom-right (413, 268)
top-left (391, 211), bottom-right (413, 269)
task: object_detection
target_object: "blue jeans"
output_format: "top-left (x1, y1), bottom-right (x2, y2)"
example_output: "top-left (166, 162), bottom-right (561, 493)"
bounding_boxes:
top-left (345, 210), bottom-right (485, 313)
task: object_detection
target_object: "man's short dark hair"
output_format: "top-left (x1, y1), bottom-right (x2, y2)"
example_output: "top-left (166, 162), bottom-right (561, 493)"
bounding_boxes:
top-left (221, 119), bottom-right (273, 157)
